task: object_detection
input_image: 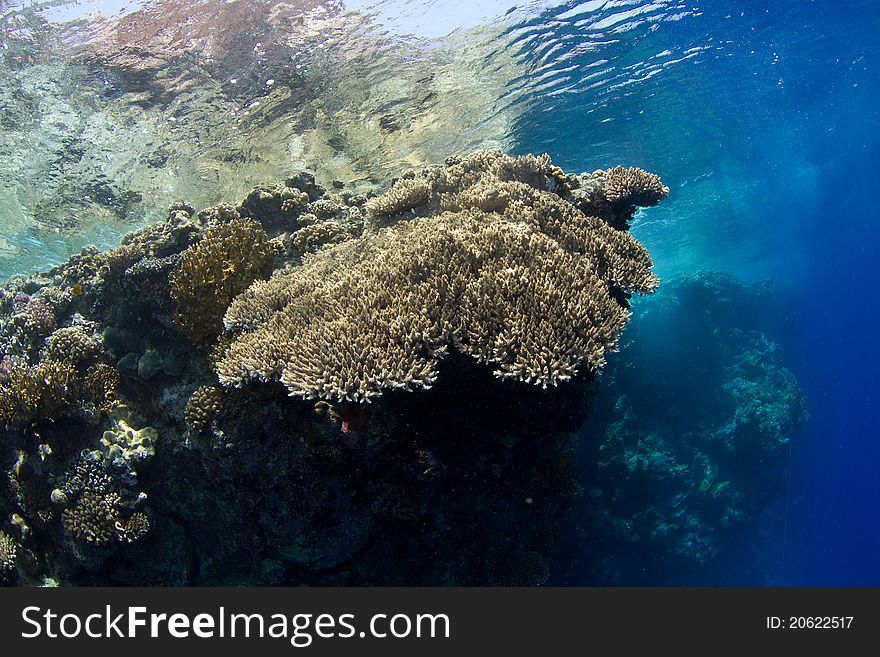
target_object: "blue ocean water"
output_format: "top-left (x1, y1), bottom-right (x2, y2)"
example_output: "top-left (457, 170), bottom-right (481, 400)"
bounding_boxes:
top-left (510, 0), bottom-right (880, 585)
top-left (1, 0), bottom-right (878, 585)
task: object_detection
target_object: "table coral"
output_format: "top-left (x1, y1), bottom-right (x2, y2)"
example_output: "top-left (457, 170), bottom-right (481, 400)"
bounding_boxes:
top-left (217, 151), bottom-right (665, 402)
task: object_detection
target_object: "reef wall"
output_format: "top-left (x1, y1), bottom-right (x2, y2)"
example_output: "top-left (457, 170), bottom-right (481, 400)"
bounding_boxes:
top-left (560, 272), bottom-right (808, 584)
top-left (0, 151), bottom-right (674, 585)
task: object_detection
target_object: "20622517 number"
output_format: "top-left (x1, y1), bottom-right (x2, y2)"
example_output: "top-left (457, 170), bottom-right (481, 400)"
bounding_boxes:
top-left (788, 616), bottom-right (853, 629)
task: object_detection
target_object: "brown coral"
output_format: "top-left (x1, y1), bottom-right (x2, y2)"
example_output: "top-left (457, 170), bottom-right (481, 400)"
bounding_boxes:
top-left (0, 359), bottom-right (78, 426)
top-left (0, 355), bottom-right (121, 426)
top-left (45, 326), bottom-right (100, 364)
top-left (216, 151), bottom-right (665, 402)
top-left (83, 363), bottom-right (120, 412)
top-left (61, 459), bottom-right (149, 546)
top-left (169, 218), bottom-right (278, 344)
top-left (184, 384), bottom-right (225, 432)
top-left (0, 531), bottom-right (17, 583)
top-left (602, 166), bottom-right (669, 207)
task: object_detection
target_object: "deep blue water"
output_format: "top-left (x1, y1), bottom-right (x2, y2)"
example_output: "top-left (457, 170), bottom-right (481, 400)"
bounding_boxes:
top-left (511, 0), bottom-right (880, 584)
top-left (783, 140), bottom-right (880, 585)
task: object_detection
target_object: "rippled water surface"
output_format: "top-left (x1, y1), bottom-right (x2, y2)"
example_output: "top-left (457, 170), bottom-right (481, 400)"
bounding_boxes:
top-left (1, 0), bottom-right (878, 584)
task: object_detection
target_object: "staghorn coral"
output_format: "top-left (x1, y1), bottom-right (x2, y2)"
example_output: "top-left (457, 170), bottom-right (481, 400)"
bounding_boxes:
top-left (218, 151), bottom-right (663, 402)
top-left (601, 166), bottom-right (669, 207)
top-left (169, 218), bottom-right (278, 344)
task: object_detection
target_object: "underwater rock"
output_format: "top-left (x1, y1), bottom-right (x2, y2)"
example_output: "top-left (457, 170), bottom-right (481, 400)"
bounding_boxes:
top-left (137, 349), bottom-right (163, 379)
top-left (117, 352), bottom-right (140, 371)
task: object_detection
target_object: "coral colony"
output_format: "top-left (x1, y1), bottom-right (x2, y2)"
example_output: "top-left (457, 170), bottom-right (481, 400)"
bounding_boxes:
top-left (0, 152), bottom-right (804, 585)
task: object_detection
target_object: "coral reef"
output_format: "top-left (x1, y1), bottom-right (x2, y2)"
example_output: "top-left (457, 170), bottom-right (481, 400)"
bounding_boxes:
top-left (170, 218), bottom-right (278, 344)
top-left (218, 151), bottom-right (659, 402)
top-left (0, 153), bottom-right (802, 588)
top-left (565, 271), bottom-right (808, 584)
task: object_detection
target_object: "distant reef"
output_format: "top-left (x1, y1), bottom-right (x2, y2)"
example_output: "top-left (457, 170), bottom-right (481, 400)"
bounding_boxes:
top-left (563, 271), bottom-right (809, 584)
top-left (0, 151), bottom-right (801, 586)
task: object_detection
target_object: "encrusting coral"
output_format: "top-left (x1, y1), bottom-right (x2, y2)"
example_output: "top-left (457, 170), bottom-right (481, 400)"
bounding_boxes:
top-left (169, 218), bottom-right (278, 344)
top-left (217, 150), bottom-right (664, 402)
top-left (97, 416), bottom-right (157, 467)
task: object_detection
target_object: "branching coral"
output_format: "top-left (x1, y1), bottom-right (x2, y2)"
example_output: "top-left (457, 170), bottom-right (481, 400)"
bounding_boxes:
top-left (0, 359), bottom-right (78, 426)
top-left (601, 166), bottom-right (669, 207)
top-left (45, 326), bottom-right (100, 364)
top-left (83, 363), bottom-right (120, 412)
top-left (0, 531), bottom-right (17, 583)
top-left (60, 459), bottom-right (149, 546)
top-left (169, 218), bottom-right (278, 344)
top-left (22, 298), bottom-right (56, 335)
top-left (62, 490), bottom-right (149, 545)
top-left (217, 151), bottom-right (664, 402)
top-left (184, 384), bottom-right (225, 433)
top-left (0, 353), bottom-right (121, 426)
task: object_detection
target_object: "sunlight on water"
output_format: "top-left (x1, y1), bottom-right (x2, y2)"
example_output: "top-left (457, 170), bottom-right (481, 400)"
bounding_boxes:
top-left (0, 0), bottom-right (526, 276)
top-left (4, 0), bottom-right (875, 281)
